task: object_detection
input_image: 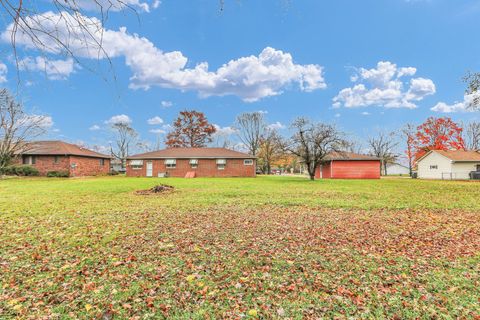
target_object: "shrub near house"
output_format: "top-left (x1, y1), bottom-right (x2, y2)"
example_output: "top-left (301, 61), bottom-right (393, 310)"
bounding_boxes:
top-left (15, 141), bottom-right (111, 177)
top-left (126, 148), bottom-right (256, 178)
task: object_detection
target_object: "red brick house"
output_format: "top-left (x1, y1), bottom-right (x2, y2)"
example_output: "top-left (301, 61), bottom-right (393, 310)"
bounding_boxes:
top-left (126, 148), bottom-right (256, 178)
top-left (315, 152), bottom-right (381, 179)
top-left (16, 141), bottom-right (111, 177)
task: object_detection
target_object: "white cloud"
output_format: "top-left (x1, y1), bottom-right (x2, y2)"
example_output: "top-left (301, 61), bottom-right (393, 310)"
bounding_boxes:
top-left (149, 128), bottom-right (166, 134)
top-left (161, 124), bottom-right (173, 131)
top-left (89, 124), bottom-right (101, 131)
top-left (361, 111), bottom-right (371, 116)
top-left (105, 114), bottom-right (132, 125)
top-left (333, 61), bottom-right (436, 109)
top-left (3, 12), bottom-right (326, 102)
top-left (431, 93), bottom-right (479, 113)
top-left (0, 62), bottom-right (7, 83)
top-left (213, 124), bottom-right (237, 137)
top-left (267, 121), bottom-right (286, 130)
top-left (20, 114), bottom-right (53, 128)
top-left (73, 0), bottom-right (156, 13)
top-left (19, 56), bottom-right (75, 80)
top-left (161, 100), bottom-right (172, 108)
top-left (147, 116), bottom-right (164, 125)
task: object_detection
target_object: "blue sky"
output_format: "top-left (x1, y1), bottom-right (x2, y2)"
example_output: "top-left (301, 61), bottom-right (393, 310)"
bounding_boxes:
top-left (1, 0), bottom-right (480, 152)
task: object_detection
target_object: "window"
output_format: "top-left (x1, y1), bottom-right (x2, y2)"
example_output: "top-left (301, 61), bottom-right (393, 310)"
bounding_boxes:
top-left (23, 156), bottom-right (36, 165)
top-left (477, 165), bottom-right (480, 172)
top-left (216, 159), bottom-right (226, 170)
top-left (130, 160), bottom-right (144, 170)
top-left (244, 159), bottom-right (254, 166)
top-left (189, 159), bottom-right (198, 169)
top-left (99, 159), bottom-right (105, 166)
top-left (430, 165), bottom-right (438, 170)
top-left (54, 156), bottom-right (59, 164)
top-left (165, 159), bottom-right (176, 169)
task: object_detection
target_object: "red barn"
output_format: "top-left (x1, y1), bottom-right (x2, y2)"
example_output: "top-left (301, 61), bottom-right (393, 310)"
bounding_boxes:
top-left (315, 152), bottom-right (381, 179)
top-left (126, 148), bottom-right (256, 178)
top-left (15, 141), bottom-right (111, 177)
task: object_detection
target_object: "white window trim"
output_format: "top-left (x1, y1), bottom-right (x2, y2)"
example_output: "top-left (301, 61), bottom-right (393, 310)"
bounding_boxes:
top-left (244, 159), bottom-right (254, 166)
top-left (217, 164), bottom-right (226, 170)
top-left (216, 159), bottom-right (227, 165)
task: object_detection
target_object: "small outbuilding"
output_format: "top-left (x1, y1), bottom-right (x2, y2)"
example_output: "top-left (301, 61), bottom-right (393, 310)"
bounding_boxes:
top-left (126, 148), bottom-right (256, 178)
top-left (416, 150), bottom-right (480, 180)
top-left (386, 162), bottom-right (410, 176)
top-left (315, 152), bottom-right (381, 179)
top-left (16, 140), bottom-right (111, 177)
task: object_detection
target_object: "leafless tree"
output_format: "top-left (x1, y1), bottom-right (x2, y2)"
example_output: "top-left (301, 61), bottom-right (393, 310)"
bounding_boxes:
top-left (464, 72), bottom-right (480, 110)
top-left (0, 89), bottom-right (48, 169)
top-left (235, 112), bottom-right (266, 157)
top-left (367, 132), bottom-right (398, 176)
top-left (258, 128), bottom-right (283, 174)
top-left (110, 122), bottom-right (137, 168)
top-left (401, 123), bottom-right (416, 177)
top-left (285, 117), bottom-right (344, 181)
top-left (465, 121), bottom-right (480, 151)
top-left (340, 137), bottom-right (364, 154)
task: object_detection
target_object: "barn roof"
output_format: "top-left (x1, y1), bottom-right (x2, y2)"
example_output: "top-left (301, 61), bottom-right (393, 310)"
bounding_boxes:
top-left (423, 150), bottom-right (480, 162)
top-left (128, 148), bottom-right (254, 159)
top-left (325, 151), bottom-right (380, 161)
top-left (20, 141), bottom-right (110, 159)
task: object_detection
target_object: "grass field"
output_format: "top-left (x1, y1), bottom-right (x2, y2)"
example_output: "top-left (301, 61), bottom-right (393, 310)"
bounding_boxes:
top-left (0, 176), bottom-right (479, 319)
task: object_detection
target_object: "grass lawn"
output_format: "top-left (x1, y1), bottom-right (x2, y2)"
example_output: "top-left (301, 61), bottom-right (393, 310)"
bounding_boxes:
top-left (0, 176), bottom-right (479, 319)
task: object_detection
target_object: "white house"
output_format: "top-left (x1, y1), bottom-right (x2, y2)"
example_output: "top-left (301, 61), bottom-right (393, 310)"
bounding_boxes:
top-left (417, 150), bottom-right (480, 180)
top-left (386, 162), bottom-right (410, 176)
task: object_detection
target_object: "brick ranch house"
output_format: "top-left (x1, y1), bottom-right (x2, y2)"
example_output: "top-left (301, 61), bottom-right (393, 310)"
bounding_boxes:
top-left (15, 141), bottom-right (111, 177)
top-left (315, 152), bottom-right (381, 179)
top-left (127, 148), bottom-right (256, 178)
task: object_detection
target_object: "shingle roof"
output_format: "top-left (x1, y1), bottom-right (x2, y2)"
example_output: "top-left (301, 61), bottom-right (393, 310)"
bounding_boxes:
top-left (128, 148), bottom-right (254, 159)
top-left (325, 151), bottom-right (380, 161)
top-left (432, 150), bottom-right (480, 162)
top-left (21, 141), bottom-right (110, 159)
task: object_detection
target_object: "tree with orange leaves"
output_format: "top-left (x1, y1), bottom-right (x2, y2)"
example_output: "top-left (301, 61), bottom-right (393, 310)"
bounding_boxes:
top-left (165, 110), bottom-right (216, 148)
top-left (414, 117), bottom-right (465, 160)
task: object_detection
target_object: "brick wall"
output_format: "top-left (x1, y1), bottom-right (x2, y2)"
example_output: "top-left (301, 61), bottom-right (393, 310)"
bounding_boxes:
top-left (126, 158), bottom-right (256, 178)
top-left (69, 156), bottom-right (111, 177)
top-left (14, 155), bottom-right (110, 176)
top-left (14, 155), bottom-right (70, 175)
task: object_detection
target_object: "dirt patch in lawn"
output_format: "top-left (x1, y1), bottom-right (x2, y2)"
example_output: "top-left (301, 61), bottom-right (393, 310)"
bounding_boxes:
top-left (135, 184), bottom-right (175, 195)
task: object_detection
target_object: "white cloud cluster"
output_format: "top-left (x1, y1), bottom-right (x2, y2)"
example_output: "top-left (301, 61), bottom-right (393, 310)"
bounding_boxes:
top-left (89, 124), bottom-right (101, 131)
top-left (0, 62), bottom-right (7, 83)
top-left (73, 0), bottom-right (158, 13)
top-left (20, 114), bottom-right (54, 128)
top-left (147, 116), bottom-right (164, 125)
top-left (2, 12), bottom-right (326, 102)
top-left (431, 93), bottom-right (479, 113)
top-left (19, 56), bottom-right (75, 80)
top-left (333, 61), bottom-right (436, 109)
top-left (213, 124), bottom-right (237, 137)
top-left (161, 100), bottom-right (172, 108)
top-left (267, 121), bottom-right (286, 130)
top-left (105, 114), bottom-right (132, 125)
top-left (149, 128), bottom-right (166, 134)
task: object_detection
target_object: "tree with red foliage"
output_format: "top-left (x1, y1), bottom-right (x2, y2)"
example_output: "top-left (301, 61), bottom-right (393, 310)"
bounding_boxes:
top-left (414, 117), bottom-right (465, 160)
top-left (165, 110), bottom-right (216, 148)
